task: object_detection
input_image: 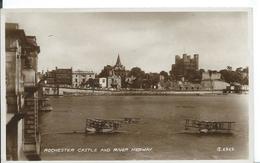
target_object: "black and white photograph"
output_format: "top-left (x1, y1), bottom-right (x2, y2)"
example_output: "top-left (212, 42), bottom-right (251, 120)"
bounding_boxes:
top-left (2, 10), bottom-right (252, 161)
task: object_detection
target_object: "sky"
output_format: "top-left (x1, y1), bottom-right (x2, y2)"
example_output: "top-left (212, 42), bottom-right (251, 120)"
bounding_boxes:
top-left (5, 11), bottom-right (250, 73)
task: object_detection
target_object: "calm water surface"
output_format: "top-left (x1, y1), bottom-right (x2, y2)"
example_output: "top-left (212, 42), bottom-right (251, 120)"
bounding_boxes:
top-left (39, 95), bottom-right (249, 160)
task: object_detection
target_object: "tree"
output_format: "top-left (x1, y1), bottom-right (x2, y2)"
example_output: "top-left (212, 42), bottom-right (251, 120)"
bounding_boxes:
top-left (243, 67), bottom-right (249, 73)
top-left (147, 73), bottom-right (160, 89)
top-left (86, 78), bottom-right (95, 88)
top-left (241, 76), bottom-right (248, 85)
top-left (219, 68), bottom-right (243, 84)
top-left (86, 78), bottom-right (100, 88)
top-left (160, 71), bottom-right (169, 81)
top-left (80, 80), bottom-right (87, 88)
top-left (141, 79), bottom-right (151, 89)
top-left (128, 67), bottom-right (145, 88)
top-left (242, 67), bottom-right (249, 85)
top-left (98, 65), bottom-right (113, 78)
top-left (236, 67), bottom-right (243, 73)
top-left (129, 67), bottom-right (145, 78)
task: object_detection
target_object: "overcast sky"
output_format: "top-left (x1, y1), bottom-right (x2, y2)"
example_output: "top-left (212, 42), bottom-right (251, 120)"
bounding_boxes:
top-left (5, 11), bottom-right (250, 73)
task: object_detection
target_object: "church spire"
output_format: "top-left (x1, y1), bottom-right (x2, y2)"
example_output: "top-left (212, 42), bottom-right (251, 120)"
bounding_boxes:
top-left (114, 54), bottom-right (125, 71)
top-left (115, 54), bottom-right (122, 66)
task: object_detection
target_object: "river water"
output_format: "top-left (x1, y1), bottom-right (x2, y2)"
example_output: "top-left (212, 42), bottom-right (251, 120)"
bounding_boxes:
top-left (39, 95), bottom-right (249, 160)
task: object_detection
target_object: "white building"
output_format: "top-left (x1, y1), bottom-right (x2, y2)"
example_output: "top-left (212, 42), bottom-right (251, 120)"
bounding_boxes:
top-left (72, 70), bottom-right (95, 88)
top-left (99, 77), bottom-right (107, 88)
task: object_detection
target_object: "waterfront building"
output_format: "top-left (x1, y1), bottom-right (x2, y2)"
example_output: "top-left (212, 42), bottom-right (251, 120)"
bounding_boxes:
top-left (107, 75), bottom-right (122, 89)
top-left (99, 77), bottom-right (107, 88)
top-left (6, 23), bottom-right (26, 160)
top-left (171, 81), bottom-right (202, 91)
top-left (55, 67), bottom-right (72, 86)
top-left (201, 72), bottom-right (229, 90)
top-left (6, 23), bottom-right (41, 160)
top-left (45, 70), bottom-right (55, 85)
top-left (171, 54), bottom-right (199, 80)
top-left (72, 70), bottom-right (95, 88)
top-left (45, 67), bottom-right (72, 87)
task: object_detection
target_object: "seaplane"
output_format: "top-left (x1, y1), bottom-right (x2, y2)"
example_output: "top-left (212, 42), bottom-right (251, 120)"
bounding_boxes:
top-left (184, 119), bottom-right (235, 134)
top-left (85, 118), bottom-right (140, 134)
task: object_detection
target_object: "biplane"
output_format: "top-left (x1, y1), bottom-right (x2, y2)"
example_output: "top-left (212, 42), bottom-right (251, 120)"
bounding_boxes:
top-left (184, 119), bottom-right (235, 134)
top-left (85, 118), bottom-right (140, 134)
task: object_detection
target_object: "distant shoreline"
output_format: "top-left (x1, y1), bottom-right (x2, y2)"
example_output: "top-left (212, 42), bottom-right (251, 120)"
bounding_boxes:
top-left (43, 87), bottom-right (248, 96)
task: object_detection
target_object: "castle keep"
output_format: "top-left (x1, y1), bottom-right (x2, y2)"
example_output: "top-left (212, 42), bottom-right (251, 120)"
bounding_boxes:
top-left (171, 54), bottom-right (199, 80)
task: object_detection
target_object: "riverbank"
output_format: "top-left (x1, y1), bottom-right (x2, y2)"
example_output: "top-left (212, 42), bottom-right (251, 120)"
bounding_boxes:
top-left (62, 89), bottom-right (232, 96)
top-left (43, 86), bottom-right (248, 96)
top-left (62, 90), bottom-right (225, 96)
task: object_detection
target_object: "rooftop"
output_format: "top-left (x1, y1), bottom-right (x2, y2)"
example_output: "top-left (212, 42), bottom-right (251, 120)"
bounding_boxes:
top-left (73, 70), bottom-right (95, 74)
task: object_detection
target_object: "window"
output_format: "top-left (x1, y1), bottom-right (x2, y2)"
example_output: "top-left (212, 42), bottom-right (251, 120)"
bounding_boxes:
top-left (102, 79), bottom-right (105, 83)
top-left (75, 79), bottom-right (77, 82)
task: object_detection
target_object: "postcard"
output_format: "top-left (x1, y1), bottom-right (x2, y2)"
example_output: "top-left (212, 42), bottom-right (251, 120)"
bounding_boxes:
top-left (1, 9), bottom-right (253, 162)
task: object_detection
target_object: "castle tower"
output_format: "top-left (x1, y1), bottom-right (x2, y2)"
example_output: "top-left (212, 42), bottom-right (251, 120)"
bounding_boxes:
top-left (194, 54), bottom-right (199, 70)
top-left (175, 55), bottom-right (181, 64)
top-left (183, 54), bottom-right (188, 62)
